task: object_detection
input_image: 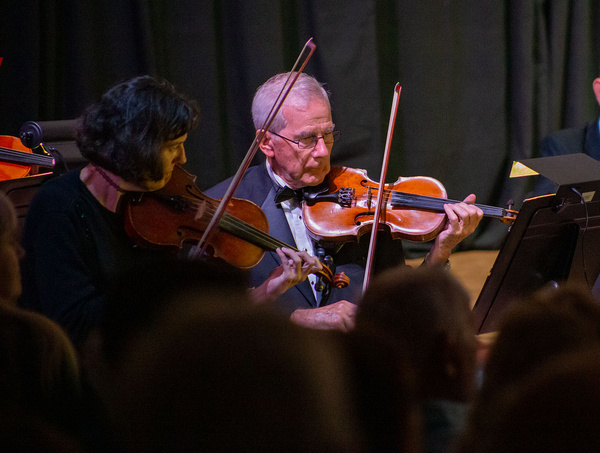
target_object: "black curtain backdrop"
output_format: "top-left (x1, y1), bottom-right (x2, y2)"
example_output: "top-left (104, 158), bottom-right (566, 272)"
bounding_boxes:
top-left (1, 0), bottom-right (599, 254)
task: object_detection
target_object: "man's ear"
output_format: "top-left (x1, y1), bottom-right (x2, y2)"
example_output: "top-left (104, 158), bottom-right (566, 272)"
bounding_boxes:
top-left (257, 130), bottom-right (275, 158)
top-left (593, 78), bottom-right (600, 106)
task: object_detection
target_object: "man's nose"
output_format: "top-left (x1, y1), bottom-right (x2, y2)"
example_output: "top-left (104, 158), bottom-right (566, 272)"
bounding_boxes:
top-left (312, 137), bottom-right (330, 157)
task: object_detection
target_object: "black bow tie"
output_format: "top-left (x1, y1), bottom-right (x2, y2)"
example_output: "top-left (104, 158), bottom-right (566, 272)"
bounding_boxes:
top-left (274, 186), bottom-right (305, 204)
top-left (274, 179), bottom-right (329, 204)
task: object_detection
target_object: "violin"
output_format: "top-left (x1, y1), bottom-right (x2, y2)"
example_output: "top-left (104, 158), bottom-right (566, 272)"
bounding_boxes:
top-left (302, 165), bottom-right (518, 244)
top-left (0, 135), bottom-right (55, 181)
top-left (122, 165), bottom-right (350, 289)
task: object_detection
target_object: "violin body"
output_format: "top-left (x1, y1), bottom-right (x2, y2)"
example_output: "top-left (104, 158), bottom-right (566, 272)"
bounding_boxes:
top-left (123, 165), bottom-right (348, 289)
top-left (303, 166), bottom-right (516, 245)
top-left (0, 135), bottom-right (34, 180)
top-left (122, 165), bottom-right (348, 288)
top-left (303, 166), bottom-right (449, 243)
top-left (0, 135), bottom-right (56, 181)
top-left (123, 165), bottom-right (269, 269)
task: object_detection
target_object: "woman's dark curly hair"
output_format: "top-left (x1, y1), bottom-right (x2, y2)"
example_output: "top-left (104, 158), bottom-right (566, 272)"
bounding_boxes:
top-left (76, 76), bottom-right (200, 185)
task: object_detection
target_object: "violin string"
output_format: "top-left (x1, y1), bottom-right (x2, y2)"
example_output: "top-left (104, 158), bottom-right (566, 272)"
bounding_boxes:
top-left (0, 146), bottom-right (55, 166)
top-left (215, 210), bottom-right (330, 279)
top-left (213, 211), bottom-right (289, 250)
top-left (389, 190), bottom-right (505, 217)
top-left (159, 194), bottom-right (332, 279)
top-left (220, 213), bottom-right (292, 250)
top-left (157, 189), bottom-right (504, 256)
top-left (390, 190), bottom-right (501, 212)
top-left (167, 194), bottom-right (297, 251)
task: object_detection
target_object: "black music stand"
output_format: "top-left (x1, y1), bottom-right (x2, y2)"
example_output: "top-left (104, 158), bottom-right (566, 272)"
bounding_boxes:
top-left (472, 153), bottom-right (600, 334)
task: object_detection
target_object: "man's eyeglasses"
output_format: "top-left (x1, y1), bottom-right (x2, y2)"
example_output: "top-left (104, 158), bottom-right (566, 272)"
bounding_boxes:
top-left (269, 130), bottom-right (341, 150)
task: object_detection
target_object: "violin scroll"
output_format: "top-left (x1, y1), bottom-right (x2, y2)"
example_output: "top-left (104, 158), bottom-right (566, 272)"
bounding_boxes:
top-left (501, 199), bottom-right (518, 223)
top-left (314, 247), bottom-right (349, 292)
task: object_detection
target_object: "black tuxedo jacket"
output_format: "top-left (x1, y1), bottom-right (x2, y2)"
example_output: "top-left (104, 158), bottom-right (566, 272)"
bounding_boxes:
top-left (534, 120), bottom-right (600, 196)
top-left (206, 163), bottom-right (405, 314)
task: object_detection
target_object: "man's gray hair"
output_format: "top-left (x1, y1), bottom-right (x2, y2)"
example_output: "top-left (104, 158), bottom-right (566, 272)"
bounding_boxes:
top-left (251, 72), bottom-right (330, 133)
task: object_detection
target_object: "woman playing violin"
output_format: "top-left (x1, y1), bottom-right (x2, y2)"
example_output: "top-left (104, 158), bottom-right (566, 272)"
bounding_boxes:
top-left (19, 75), bottom-right (319, 349)
top-left (206, 72), bottom-right (484, 332)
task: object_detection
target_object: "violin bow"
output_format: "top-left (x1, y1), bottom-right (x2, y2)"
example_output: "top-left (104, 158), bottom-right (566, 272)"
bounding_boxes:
top-left (362, 83), bottom-right (402, 294)
top-left (189, 38), bottom-right (317, 260)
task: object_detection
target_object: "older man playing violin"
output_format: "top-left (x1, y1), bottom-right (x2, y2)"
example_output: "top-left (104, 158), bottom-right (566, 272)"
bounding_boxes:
top-left (206, 72), bottom-right (483, 331)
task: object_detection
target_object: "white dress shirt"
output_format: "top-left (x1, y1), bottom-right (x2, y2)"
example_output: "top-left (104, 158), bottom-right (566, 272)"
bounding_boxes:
top-left (266, 160), bottom-right (321, 303)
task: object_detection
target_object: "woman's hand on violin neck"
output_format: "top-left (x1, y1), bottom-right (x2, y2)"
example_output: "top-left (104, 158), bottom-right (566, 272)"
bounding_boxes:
top-left (277, 247), bottom-right (323, 285)
top-left (428, 194), bottom-right (484, 264)
top-left (249, 248), bottom-right (322, 305)
top-left (290, 301), bottom-right (357, 332)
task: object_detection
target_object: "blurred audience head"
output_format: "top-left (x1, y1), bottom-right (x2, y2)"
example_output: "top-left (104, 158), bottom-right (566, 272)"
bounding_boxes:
top-left (457, 283), bottom-right (600, 452)
top-left (91, 258), bottom-right (248, 366)
top-left (85, 258), bottom-right (369, 451)
top-left (0, 192), bottom-right (83, 448)
top-left (0, 406), bottom-right (83, 453)
top-left (357, 265), bottom-right (477, 402)
top-left (105, 301), bottom-right (365, 451)
top-left (342, 327), bottom-right (422, 452)
top-left (478, 283), bottom-right (600, 406)
top-left (471, 346), bottom-right (600, 452)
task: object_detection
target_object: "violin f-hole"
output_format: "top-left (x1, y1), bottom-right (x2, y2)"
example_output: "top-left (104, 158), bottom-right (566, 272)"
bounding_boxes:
top-left (355, 211), bottom-right (374, 225)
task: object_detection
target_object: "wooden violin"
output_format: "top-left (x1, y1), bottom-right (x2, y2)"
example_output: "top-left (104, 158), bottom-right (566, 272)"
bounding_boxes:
top-left (122, 165), bottom-right (349, 289)
top-left (302, 165), bottom-right (517, 244)
top-left (0, 135), bottom-right (55, 181)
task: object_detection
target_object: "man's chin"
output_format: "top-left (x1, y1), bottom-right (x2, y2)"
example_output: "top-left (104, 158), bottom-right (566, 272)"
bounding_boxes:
top-left (305, 166), bottom-right (330, 186)
top-left (304, 177), bottom-right (325, 187)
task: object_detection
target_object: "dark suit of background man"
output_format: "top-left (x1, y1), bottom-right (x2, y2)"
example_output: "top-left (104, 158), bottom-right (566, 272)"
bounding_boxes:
top-left (207, 72), bottom-right (483, 331)
top-left (534, 78), bottom-right (600, 196)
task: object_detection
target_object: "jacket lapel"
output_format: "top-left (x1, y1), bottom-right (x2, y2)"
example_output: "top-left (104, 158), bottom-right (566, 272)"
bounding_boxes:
top-left (260, 186), bottom-right (318, 307)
